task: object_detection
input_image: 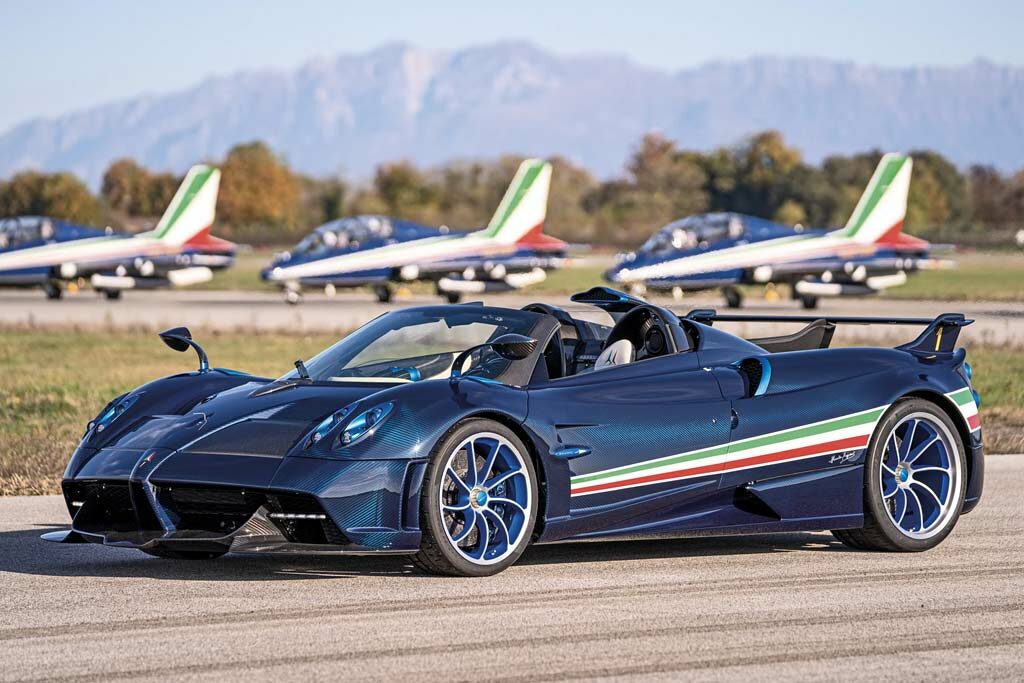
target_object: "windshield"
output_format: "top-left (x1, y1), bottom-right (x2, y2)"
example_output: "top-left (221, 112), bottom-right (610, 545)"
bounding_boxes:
top-left (639, 214), bottom-right (743, 255)
top-left (292, 216), bottom-right (395, 257)
top-left (281, 307), bottom-right (544, 383)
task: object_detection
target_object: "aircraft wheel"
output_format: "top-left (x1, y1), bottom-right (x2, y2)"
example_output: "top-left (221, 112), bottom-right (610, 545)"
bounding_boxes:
top-left (800, 295), bottom-right (819, 310)
top-left (443, 291), bottom-right (461, 304)
top-left (43, 282), bottom-right (63, 300)
top-left (103, 289), bottom-right (122, 301)
top-left (374, 284), bottom-right (393, 303)
top-left (413, 419), bottom-right (537, 576)
top-left (284, 289), bottom-right (303, 305)
top-left (723, 286), bottom-right (743, 309)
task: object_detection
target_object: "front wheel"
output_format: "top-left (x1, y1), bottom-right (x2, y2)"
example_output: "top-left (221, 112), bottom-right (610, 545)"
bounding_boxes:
top-left (413, 419), bottom-right (537, 576)
top-left (832, 398), bottom-right (966, 552)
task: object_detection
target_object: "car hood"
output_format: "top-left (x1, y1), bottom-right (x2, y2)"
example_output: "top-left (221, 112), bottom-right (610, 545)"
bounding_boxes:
top-left (92, 380), bottom-right (395, 456)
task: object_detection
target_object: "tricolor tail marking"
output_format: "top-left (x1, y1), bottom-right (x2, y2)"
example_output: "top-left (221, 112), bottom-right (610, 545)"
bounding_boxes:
top-left (840, 153), bottom-right (913, 245)
top-left (152, 165), bottom-right (221, 246)
top-left (480, 159), bottom-right (552, 244)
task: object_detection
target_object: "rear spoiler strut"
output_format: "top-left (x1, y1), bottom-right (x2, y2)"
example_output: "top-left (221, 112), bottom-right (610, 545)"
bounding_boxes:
top-left (684, 309), bottom-right (973, 355)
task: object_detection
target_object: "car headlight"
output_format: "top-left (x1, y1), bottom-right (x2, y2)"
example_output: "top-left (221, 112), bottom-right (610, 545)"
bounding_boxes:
top-left (339, 402), bottom-right (395, 447)
top-left (306, 406), bottom-right (354, 448)
top-left (88, 394), bottom-right (139, 435)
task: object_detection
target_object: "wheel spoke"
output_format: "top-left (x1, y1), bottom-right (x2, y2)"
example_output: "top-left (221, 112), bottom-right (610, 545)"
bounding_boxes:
top-left (894, 489), bottom-right (908, 525)
top-left (443, 501), bottom-right (471, 513)
top-left (906, 487), bottom-right (926, 532)
top-left (446, 467), bottom-right (471, 494)
top-left (906, 435), bottom-right (939, 465)
top-left (484, 467), bottom-right (523, 491)
top-left (912, 465), bottom-right (951, 477)
top-left (911, 480), bottom-right (945, 512)
top-left (478, 440), bottom-right (501, 486)
top-left (468, 512), bottom-right (491, 560)
top-left (449, 509), bottom-right (477, 543)
top-left (481, 508), bottom-right (511, 548)
top-left (464, 439), bottom-right (479, 486)
top-left (898, 419), bottom-right (918, 460)
top-left (488, 497), bottom-right (526, 515)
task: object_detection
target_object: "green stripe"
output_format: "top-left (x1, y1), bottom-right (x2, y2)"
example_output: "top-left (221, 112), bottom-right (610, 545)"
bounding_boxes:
top-left (483, 162), bottom-right (544, 238)
top-left (844, 156), bottom-right (905, 237)
top-left (571, 407), bottom-right (884, 485)
top-left (154, 167), bottom-right (214, 240)
top-left (949, 388), bottom-right (974, 406)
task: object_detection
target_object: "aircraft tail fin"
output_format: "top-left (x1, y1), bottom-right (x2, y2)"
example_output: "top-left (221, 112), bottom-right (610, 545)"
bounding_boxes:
top-left (480, 159), bottom-right (553, 245)
top-left (841, 153), bottom-right (913, 245)
top-left (151, 165), bottom-right (221, 246)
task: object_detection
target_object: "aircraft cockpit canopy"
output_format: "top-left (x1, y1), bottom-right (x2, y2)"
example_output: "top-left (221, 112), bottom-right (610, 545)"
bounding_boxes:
top-left (639, 213), bottom-right (745, 255)
top-left (293, 216), bottom-right (395, 255)
top-left (0, 216), bottom-right (54, 249)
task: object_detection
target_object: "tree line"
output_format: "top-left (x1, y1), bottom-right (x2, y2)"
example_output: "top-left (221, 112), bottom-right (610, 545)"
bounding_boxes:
top-left (1, 132), bottom-right (1022, 248)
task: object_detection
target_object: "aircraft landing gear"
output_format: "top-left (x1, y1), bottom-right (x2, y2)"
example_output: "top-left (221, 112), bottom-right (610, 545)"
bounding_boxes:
top-left (103, 289), bottom-right (122, 301)
top-left (443, 291), bottom-right (461, 304)
top-left (722, 286), bottom-right (743, 309)
top-left (373, 284), bottom-right (393, 304)
top-left (284, 289), bottom-right (303, 305)
top-left (43, 281), bottom-right (62, 300)
top-left (800, 294), bottom-right (819, 310)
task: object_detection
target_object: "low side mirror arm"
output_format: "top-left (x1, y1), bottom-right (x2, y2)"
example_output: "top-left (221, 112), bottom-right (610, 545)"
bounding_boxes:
top-left (158, 327), bottom-right (210, 373)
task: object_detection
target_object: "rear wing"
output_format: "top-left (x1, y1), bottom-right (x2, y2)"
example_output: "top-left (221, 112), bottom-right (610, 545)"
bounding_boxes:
top-left (684, 310), bottom-right (973, 355)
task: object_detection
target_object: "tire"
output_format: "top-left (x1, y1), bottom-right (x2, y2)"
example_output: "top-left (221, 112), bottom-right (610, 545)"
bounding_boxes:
top-left (103, 289), bottom-right (122, 301)
top-left (832, 398), bottom-right (967, 552)
top-left (374, 284), bottom-right (393, 303)
top-left (722, 286), bottom-right (743, 309)
top-left (43, 282), bottom-right (63, 300)
top-left (141, 547), bottom-right (227, 560)
top-left (800, 295), bottom-right (819, 310)
top-left (443, 291), bottom-right (461, 304)
top-left (413, 419), bottom-right (538, 576)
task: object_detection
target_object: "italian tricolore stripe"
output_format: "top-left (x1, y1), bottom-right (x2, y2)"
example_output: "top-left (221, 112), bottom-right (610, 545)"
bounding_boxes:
top-left (570, 405), bottom-right (888, 497)
top-left (946, 387), bottom-right (980, 432)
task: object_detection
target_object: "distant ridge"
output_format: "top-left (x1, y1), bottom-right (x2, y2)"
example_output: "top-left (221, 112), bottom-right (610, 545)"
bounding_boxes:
top-left (2, 42), bottom-right (1022, 185)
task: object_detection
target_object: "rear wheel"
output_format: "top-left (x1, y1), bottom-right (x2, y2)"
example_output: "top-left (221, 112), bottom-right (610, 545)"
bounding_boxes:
top-left (413, 419), bottom-right (537, 576)
top-left (832, 398), bottom-right (966, 551)
top-left (43, 281), bottom-right (63, 300)
top-left (142, 547), bottom-right (227, 560)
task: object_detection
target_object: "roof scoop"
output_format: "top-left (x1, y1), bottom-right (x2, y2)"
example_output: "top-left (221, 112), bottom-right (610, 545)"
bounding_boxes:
top-left (158, 326), bottom-right (209, 373)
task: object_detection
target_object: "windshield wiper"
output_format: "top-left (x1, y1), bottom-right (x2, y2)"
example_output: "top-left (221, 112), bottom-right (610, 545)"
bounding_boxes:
top-left (294, 359), bottom-right (311, 380)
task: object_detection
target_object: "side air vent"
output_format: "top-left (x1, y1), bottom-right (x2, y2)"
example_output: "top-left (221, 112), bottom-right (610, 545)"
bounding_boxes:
top-left (734, 357), bottom-right (770, 397)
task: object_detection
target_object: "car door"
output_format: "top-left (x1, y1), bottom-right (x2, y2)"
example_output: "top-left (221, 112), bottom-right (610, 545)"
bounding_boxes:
top-left (526, 351), bottom-right (733, 538)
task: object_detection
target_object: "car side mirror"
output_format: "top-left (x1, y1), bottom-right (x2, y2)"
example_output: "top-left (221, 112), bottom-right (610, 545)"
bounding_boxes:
top-left (450, 334), bottom-right (537, 380)
top-left (158, 326), bottom-right (209, 372)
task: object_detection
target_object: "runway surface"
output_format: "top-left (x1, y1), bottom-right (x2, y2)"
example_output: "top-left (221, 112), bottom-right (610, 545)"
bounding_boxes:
top-left (0, 456), bottom-right (1021, 682)
top-left (2, 288), bottom-right (1023, 346)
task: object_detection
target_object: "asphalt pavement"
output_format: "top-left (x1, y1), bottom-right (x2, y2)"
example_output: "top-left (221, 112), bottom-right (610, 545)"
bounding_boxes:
top-left (1, 456), bottom-right (1021, 682)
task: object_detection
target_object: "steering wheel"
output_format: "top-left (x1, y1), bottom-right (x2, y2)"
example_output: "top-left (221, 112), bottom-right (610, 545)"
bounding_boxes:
top-left (603, 305), bottom-right (677, 361)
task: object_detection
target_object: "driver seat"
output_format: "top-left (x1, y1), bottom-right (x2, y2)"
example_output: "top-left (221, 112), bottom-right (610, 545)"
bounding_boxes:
top-left (593, 339), bottom-right (634, 370)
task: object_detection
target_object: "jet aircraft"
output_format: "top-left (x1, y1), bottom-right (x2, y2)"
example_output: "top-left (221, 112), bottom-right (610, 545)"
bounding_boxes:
top-left (606, 154), bottom-right (946, 308)
top-left (0, 165), bottom-right (231, 299)
top-left (261, 159), bottom-right (565, 303)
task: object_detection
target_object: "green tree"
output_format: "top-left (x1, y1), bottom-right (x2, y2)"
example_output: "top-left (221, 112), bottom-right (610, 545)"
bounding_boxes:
top-left (0, 171), bottom-right (101, 224)
top-left (218, 141), bottom-right (301, 238)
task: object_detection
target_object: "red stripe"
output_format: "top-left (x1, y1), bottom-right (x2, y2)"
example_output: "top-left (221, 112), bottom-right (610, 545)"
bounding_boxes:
top-left (967, 414), bottom-right (981, 430)
top-left (571, 435), bottom-right (870, 496)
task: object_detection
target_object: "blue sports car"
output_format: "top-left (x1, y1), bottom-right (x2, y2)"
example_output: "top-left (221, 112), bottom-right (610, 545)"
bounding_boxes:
top-left (47, 288), bottom-right (984, 576)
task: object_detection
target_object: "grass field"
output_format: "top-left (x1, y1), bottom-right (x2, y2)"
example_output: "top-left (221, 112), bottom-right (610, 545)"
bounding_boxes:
top-left (200, 249), bottom-right (1024, 303)
top-left (1, 327), bottom-right (1020, 496)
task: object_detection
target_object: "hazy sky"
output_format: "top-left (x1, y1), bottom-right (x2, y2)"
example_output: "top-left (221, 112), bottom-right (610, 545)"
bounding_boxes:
top-left (2, 1), bottom-right (1020, 132)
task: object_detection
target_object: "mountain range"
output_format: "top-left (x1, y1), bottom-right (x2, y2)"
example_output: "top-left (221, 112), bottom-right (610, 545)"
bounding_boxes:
top-left (2, 42), bottom-right (1023, 185)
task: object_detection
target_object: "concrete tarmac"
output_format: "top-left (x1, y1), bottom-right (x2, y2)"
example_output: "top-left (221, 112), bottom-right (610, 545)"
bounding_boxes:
top-left (0, 457), bottom-right (1021, 682)
top-left (1, 288), bottom-right (1023, 346)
